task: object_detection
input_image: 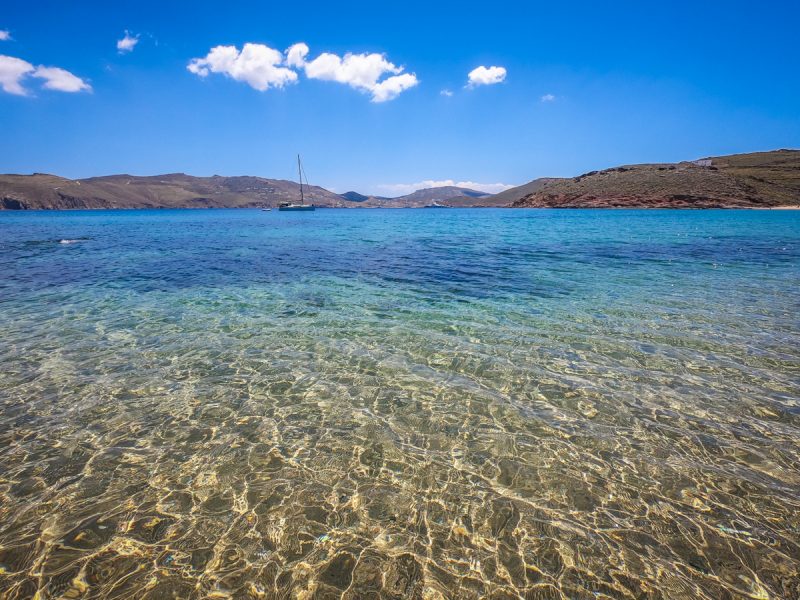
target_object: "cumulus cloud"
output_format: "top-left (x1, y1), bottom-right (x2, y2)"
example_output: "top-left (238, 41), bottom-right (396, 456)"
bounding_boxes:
top-left (0, 55), bottom-right (90, 95)
top-left (0, 30), bottom-right (11, 41)
top-left (467, 65), bottom-right (506, 87)
top-left (378, 179), bottom-right (515, 196)
top-left (541, 93), bottom-right (556, 102)
top-left (303, 52), bottom-right (398, 88)
top-left (370, 73), bottom-right (418, 102)
top-left (188, 42), bottom-right (418, 102)
top-left (188, 43), bottom-right (298, 91)
top-left (285, 42), bottom-right (309, 68)
top-left (299, 49), bottom-right (418, 102)
top-left (32, 66), bottom-right (92, 92)
top-left (117, 31), bottom-right (139, 53)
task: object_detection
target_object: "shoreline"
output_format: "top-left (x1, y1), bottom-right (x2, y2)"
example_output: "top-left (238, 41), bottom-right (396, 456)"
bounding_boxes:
top-left (2, 205), bottom-right (800, 212)
top-left (750, 205), bottom-right (800, 210)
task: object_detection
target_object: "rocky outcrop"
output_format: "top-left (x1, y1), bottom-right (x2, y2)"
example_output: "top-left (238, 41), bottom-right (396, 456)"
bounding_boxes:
top-left (512, 150), bottom-right (800, 208)
top-left (2, 197), bottom-right (27, 209)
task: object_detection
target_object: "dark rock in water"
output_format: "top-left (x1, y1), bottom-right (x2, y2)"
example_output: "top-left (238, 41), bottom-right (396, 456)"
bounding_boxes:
top-left (383, 553), bottom-right (422, 598)
top-left (319, 552), bottom-right (356, 589)
top-left (46, 566), bottom-right (82, 598)
top-left (61, 515), bottom-right (117, 550)
top-left (0, 541), bottom-right (40, 574)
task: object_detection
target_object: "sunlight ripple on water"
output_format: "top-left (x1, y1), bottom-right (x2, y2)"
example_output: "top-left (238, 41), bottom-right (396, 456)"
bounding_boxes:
top-left (0, 208), bottom-right (798, 599)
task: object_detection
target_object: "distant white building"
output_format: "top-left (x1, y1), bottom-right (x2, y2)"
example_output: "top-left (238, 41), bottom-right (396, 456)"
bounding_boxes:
top-left (692, 159), bottom-right (713, 167)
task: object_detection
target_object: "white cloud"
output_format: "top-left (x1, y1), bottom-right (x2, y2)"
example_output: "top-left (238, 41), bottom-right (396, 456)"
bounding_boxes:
top-left (378, 179), bottom-right (515, 196)
top-left (370, 73), bottom-right (418, 103)
top-left (32, 66), bottom-right (92, 92)
top-left (117, 31), bottom-right (139, 54)
top-left (285, 42), bottom-right (309, 68)
top-left (541, 93), bottom-right (556, 102)
top-left (0, 55), bottom-right (34, 94)
top-left (303, 52), bottom-right (398, 88)
top-left (467, 65), bottom-right (506, 87)
top-left (440, 89), bottom-right (453, 97)
top-left (188, 43), bottom-right (298, 91)
top-left (0, 30), bottom-right (11, 41)
top-left (0, 55), bottom-right (90, 95)
top-left (301, 49), bottom-right (418, 102)
top-left (188, 42), bottom-right (418, 102)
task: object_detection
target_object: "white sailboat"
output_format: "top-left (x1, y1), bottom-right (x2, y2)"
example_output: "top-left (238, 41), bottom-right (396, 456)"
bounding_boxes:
top-left (278, 155), bottom-right (315, 211)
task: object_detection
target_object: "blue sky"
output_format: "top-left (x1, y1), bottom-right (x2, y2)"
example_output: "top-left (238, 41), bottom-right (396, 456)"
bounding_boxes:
top-left (1, 0), bottom-right (799, 195)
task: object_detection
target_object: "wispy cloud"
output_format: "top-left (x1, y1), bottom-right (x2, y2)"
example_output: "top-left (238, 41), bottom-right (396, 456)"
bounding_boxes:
top-left (0, 30), bottom-right (11, 42)
top-left (33, 66), bottom-right (92, 92)
top-left (0, 54), bottom-right (91, 95)
top-left (188, 41), bottom-right (418, 102)
top-left (440, 89), bottom-right (453, 97)
top-left (467, 65), bottom-right (506, 88)
top-left (378, 179), bottom-right (515, 196)
top-left (541, 93), bottom-right (556, 102)
top-left (117, 31), bottom-right (139, 54)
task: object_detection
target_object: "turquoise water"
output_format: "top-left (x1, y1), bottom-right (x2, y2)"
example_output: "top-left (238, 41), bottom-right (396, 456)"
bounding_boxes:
top-left (0, 208), bottom-right (799, 599)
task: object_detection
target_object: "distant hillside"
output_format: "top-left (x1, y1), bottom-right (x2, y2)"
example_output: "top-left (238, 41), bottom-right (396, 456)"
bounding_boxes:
top-left (0, 173), bottom-right (355, 210)
top-left (380, 186), bottom-right (489, 206)
top-left (0, 176), bottom-right (492, 210)
top-left (3, 150), bottom-right (798, 210)
top-left (513, 150), bottom-right (800, 208)
top-left (340, 191), bottom-right (374, 202)
top-left (444, 179), bottom-right (560, 207)
top-left (341, 185), bottom-right (492, 208)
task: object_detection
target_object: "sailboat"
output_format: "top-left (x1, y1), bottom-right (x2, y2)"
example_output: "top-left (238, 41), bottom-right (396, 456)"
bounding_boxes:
top-left (278, 155), bottom-right (315, 211)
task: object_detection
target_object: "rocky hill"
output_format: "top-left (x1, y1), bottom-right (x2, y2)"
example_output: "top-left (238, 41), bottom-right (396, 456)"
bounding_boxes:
top-left (512, 150), bottom-right (800, 208)
top-left (2, 150), bottom-right (798, 210)
top-left (0, 175), bottom-right (492, 210)
top-left (0, 173), bottom-right (354, 210)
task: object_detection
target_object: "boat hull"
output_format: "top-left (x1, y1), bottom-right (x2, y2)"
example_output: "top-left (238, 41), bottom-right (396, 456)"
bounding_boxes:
top-left (278, 205), bottom-right (315, 211)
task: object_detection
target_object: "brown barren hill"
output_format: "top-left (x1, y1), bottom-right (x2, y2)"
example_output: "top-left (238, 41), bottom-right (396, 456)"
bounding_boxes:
top-left (2, 150), bottom-right (799, 210)
top-left (512, 150), bottom-right (800, 208)
top-left (0, 173), bottom-right (352, 210)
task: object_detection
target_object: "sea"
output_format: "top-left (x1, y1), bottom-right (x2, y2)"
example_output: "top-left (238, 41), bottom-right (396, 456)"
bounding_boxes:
top-left (0, 208), bottom-right (798, 599)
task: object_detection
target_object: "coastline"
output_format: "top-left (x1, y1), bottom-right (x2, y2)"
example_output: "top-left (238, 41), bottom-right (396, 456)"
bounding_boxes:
top-left (751, 204), bottom-right (800, 210)
top-left (3, 204), bottom-right (800, 212)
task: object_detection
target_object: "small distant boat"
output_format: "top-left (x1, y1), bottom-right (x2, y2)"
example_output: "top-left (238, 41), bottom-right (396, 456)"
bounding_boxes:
top-left (261, 207), bottom-right (271, 211)
top-left (278, 155), bottom-right (315, 211)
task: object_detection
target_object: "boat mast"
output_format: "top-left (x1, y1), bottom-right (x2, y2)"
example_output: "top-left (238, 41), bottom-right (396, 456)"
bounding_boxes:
top-left (298, 154), bottom-right (304, 205)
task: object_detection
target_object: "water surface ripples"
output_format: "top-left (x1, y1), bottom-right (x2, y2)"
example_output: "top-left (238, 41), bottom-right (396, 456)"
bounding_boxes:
top-left (0, 209), bottom-right (799, 599)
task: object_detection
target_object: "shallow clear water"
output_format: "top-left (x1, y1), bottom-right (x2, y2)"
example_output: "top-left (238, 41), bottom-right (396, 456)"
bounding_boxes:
top-left (0, 208), bottom-right (799, 600)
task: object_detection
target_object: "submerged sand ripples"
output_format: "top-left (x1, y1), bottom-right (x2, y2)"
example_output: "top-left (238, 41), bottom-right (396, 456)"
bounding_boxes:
top-left (0, 209), bottom-right (799, 599)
